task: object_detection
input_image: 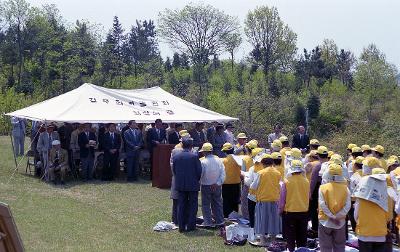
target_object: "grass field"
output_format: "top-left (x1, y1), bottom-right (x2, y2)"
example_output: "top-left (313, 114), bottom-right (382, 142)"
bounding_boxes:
top-left (0, 136), bottom-right (261, 252)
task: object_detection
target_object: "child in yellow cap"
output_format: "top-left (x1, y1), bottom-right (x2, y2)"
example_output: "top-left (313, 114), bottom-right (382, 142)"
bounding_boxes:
top-left (244, 152), bottom-right (267, 228)
top-left (354, 167), bottom-right (391, 252)
top-left (304, 150), bottom-right (320, 182)
top-left (318, 163), bottom-right (351, 252)
top-left (373, 145), bottom-right (387, 172)
top-left (249, 154), bottom-right (281, 245)
top-left (309, 146), bottom-right (329, 232)
top-left (279, 160), bottom-right (310, 252)
top-left (271, 152), bottom-right (284, 180)
top-left (220, 142), bottom-right (241, 218)
top-left (348, 156), bottom-right (365, 233)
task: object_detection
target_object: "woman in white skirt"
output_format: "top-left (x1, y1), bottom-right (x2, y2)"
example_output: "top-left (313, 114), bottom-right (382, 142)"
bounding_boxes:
top-left (250, 153), bottom-right (282, 246)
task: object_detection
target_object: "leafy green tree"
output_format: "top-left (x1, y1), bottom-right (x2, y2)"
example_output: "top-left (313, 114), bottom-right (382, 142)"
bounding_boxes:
top-left (164, 57), bottom-right (172, 72)
top-left (223, 32), bottom-right (242, 70)
top-left (336, 49), bottom-right (355, 89)
top-left (245, 6), bottom-right (297, 75)
top-left (172, 52), bottom-right (180, 69)
top-left (354, 44), bottom-right (398, 120)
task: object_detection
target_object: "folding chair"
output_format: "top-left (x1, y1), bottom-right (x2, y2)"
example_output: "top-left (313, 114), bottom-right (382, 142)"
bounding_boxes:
top-left (25, 150), bottom-right (35, 175)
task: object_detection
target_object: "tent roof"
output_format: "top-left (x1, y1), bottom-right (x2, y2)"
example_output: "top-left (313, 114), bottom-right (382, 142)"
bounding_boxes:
top-left (6, 83), bottom-right (237, 123)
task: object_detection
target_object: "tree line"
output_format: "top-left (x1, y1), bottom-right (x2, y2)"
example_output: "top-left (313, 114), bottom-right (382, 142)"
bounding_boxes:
top-left (0, 0), bottom-right (399, 154)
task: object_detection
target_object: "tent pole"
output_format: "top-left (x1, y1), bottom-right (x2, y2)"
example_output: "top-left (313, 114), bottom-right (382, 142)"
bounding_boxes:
top-left (10, 133), bottom-right (18, 169)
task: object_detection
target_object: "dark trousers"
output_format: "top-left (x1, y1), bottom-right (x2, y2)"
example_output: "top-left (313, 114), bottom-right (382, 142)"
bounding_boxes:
top-left (283, 212), bottom-right (308, 252)
top-left (81, 156), bottom-right (94, 180)
top-left (178, 191), bottom-right (198, 232)
top-left (126, 151), bottom-right (139, 181)
top-left (248, 199), bottom-right (256, 228)
top-left (348, 201), bottom-right (357, 232)
top-left (358, 240), bottom-right (385, 252)
top-left (172, 199), bottom-right (178, 224)
top-left (222, 183), bottom-right (240, 217)
top-left (103, 152), bottom-right (119, 180)
top-left (309, 182), bottom-right (320, 231)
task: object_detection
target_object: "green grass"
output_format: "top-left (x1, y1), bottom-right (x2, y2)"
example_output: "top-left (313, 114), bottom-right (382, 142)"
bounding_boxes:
top-left (0, 136), bottom-right (260, 252)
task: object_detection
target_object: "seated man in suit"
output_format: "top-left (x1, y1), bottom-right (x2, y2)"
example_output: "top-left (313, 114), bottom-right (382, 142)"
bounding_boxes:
top-left (49, 140), bottom-right (69, 185)
top-left (168, 123), bottom-right (183, 145)
top-left (189, 122), bottom-right (206, 148)
top-left (146, 119), bottom-right (167, 179)
top-left (78, 123), bottom-right (97, 181)
top-left (292, 125), bottom-right (310, 153)
top-left (102, 123), bottom-right (121, 181)
top-left (124, 120), bottom-right (144, 182)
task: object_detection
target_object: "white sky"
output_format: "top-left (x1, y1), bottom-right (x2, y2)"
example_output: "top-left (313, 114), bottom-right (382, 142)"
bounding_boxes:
top-left (28, 0), bottom-right (400, 69)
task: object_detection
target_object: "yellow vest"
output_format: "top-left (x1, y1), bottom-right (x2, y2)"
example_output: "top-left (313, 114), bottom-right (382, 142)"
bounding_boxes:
top-left (249, 163), bottom-right (265, 196)
top-left (284, 174), bottom-right (310, 212)
top-left (235, 143), bottom-right (245, 155)
top-left (255, 166), bottom-right (281, 202)
top-left (306, 160), bottom-right (319, 181)
top-left (243, 155), bottom-right (254, 172)
top-left (379, 158), bottom-right (388, 172)
top-left (318, 182), bottom-right (348, 220)
top-left (356, 199), bottom-right (389, 237)
top-left (274, 164), bottom-right (284, 180)
top-left (280, 147), bottom-right (291, 163)
top-left (222, 155), bottom-right (241, 184)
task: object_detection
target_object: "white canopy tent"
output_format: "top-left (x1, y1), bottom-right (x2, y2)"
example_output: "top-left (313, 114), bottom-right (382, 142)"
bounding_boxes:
top-left (6, 83), bottom-right (237, 123)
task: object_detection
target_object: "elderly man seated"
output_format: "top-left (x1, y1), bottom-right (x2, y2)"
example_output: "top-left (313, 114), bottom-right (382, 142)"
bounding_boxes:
top-left (49, 140), bottom-right (69, 185)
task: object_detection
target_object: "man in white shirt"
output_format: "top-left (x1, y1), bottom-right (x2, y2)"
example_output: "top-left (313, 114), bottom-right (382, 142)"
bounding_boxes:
top-left (267, 123), bottom-right (283, 148)
top-left (224, 123), bottom-right (235, 145)
top-left (199, 143), bottom-right (226, 227)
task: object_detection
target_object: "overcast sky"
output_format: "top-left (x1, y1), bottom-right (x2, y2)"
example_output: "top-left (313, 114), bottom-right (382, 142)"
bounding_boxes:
top-left (28, 0), bottom-right (400, 69)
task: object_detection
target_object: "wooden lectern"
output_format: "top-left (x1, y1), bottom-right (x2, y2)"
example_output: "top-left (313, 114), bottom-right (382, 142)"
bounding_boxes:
top-left (152, 144), bottom-right (174, 189)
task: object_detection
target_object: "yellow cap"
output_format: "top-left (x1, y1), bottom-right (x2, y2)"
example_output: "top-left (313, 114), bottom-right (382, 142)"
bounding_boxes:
top-left (351, 147), bottom-right (362, 153)
top-left (310, 139), bottom-right (320, 145)
top-left (261, 153), bottom-right (273, 160)
top-left (221, 142), bottom-right (233, 151)
top-left (355, 156), bottom-right (365, 165)
top-left (387, 158), bottom-right (399, 167)
top-left (347, 143), bottom-right (357, 150)
top-left (361, 145), bottom-right (371, 151)
top-left (271, 152), bottom-right (282, 159)
top-left (179, 130), bottom-right (188, 137)
top-left (237, 132), bottom-right (247, 139)
top-left (246, 139), bottom-right (258, 149)
top-left (389, 155), bottom-right (399, 162)
top-left (271, 139), bottom-right (282, 149)
top-left (330, 154), bottom-right (343, 165)
top-left (291, 148), bottom-right (302, 159)
top-left (251, 147), bottom-right (263, 157)
top-left (317, 146), bottom-right (328, 155)
top-left (279, 136), bottom-right (289, 143)
top-left (290, 159), bottom-right (304, 172)
top-left (363, 156), bottom-right (381, 168)
top-left (199, 142), bottom-right (213, 152)
top-left (328, 151), bottom-right (334, 158)
top-left (373, 145), bottom-right (385, 154)
top-left (372, 168), bottom-right (386, 175)
top-left (328, 164), bottom-right (343, 176)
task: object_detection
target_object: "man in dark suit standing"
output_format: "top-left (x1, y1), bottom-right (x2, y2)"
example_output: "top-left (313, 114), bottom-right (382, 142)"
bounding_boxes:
top-left (102, 123), bottom-right (121, 181)
top-left (189, 122), bottom-right (206, 148)
top-left (292, 125), bottom-right (310, 153)
top-left (172, 138), bottom-right (202, 232)
top-left (146, 119), bottom-right (167, 179)
top-left (78, 123), bottom-right (97, 181)
top-left (124, 120), bottom-right (143, 182)
top-left (168, 123), bottom-right (183, 145)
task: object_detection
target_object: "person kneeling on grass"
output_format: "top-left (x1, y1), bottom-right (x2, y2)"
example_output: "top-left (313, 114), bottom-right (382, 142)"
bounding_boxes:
top-left (199, 143), bottom-right (226, 227)
top-left (279, 160), bottom-right (310, 252)
top-left (49, 140), bottom-right (69, 185)
top-left (318, 163), bottom-right (351, 252)
top-left (250, 154), bottom-right (281, 246)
